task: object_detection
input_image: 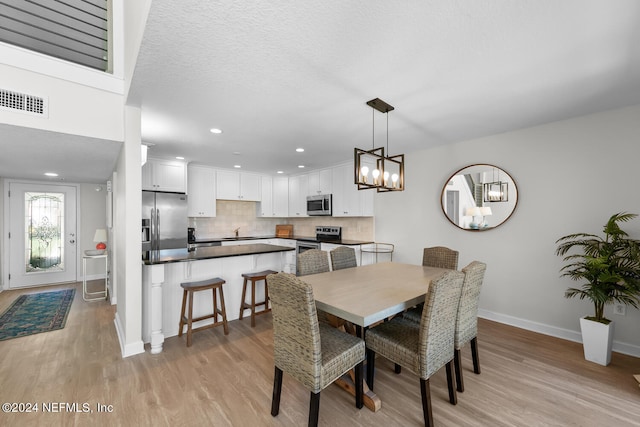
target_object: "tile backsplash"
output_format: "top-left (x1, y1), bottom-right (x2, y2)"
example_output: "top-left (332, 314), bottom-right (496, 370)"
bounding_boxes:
top-left (189, 200), bottom-right (374, 240)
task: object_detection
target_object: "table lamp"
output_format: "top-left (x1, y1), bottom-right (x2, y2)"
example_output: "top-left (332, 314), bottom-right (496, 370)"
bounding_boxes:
top-left (94, 228), bottom-right (107, 250)
top-left (479, 206), bottom-right (493, 228)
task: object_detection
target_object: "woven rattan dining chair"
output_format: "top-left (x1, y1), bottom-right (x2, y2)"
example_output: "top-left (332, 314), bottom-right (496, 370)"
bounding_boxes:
top-left (453, 261), bottom-right (487, 392)
top-left (365, 270), bottom-right (465, 427)
top-left (268, 272), bottom-right (365, 427)
top-left (422, 246), bottom-right (459, 270)
top-left (400, 246), bottom-right (460, 328)
top-left (297, 249), bottom-right (330, 276)
top-left (330, 246), bottom-right (357, 271)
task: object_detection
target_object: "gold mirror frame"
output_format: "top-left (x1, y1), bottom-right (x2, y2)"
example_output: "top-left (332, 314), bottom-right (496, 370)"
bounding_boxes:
top-left (441, 164), bottom-right (518, 231)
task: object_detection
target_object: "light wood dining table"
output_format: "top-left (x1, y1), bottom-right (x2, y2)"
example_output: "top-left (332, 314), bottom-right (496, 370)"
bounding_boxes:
top-left (303, 261), bottom-right (450, 412)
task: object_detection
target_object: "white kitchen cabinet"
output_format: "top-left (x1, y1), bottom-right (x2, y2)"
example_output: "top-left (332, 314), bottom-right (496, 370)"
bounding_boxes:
top-left (331, 163), bottom-right (374, 217)
top-left (288, 174), bottom-right (309, 217)
top-left (216, 170), bottom-right (261, 201)
top-left (273, 177), bottom-right (289, 217)
top-left (307, 168), bottom-right (333, 196)
top-left (257, 176), bottom-right (273, 217)
top-left (258, 176), bottom-right (289, 217)
top-left (187, 165), bottom-right (216, 217)
top-left (142, 158), bottom-right (186, 193)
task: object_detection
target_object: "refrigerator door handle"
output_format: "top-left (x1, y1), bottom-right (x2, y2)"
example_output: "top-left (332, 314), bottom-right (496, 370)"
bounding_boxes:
top-left (155, 208), bottom-right (160, 250)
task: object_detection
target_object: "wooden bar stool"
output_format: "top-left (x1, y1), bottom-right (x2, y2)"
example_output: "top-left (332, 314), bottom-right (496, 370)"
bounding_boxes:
top-left (239, 270), bottom-right (277, 327)
top-left (179, 277), bottom-right (229, 347)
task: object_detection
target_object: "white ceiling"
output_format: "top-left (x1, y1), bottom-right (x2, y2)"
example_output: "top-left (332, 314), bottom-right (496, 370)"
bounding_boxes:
top-left (4, 1), bottom-right (640, 182)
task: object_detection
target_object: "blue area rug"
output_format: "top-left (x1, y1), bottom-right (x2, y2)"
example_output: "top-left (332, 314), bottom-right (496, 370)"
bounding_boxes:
top-left (0, 289), bottom-right (75, 341)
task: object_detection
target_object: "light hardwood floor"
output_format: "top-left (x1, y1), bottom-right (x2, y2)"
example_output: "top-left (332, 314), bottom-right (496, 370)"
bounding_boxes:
top-left (1, 281), bottom-right (639, 426)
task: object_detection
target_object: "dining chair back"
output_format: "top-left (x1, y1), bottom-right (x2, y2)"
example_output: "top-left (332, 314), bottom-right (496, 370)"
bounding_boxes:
top-left (364, 270), bottom-right (465, 427)
top-left (267, 272), bottom-right (365, 427)
top-left (330, 246), bottom-right (357, 271)
top-left (297, 249), bottom-right (330, 276)
top-left (453, 261), bottom-right (487, 392)
top-left (422, 246), bottom-right (459, 270)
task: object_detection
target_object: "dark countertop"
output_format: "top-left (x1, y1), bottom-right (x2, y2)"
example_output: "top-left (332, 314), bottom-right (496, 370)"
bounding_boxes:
top-left (191, 235), bottom-right (374, 246)
top-left (142, 243), bottom-right (294, 265)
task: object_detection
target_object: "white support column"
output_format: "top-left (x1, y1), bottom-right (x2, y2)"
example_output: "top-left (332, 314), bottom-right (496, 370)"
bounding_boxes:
top-left (149, 264), bottom-right (165, 354)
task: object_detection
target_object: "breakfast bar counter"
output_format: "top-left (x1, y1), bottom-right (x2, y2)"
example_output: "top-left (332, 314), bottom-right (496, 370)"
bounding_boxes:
top-left (142, 244), bottom-right (294, 353)
top-left (142, 243), bottom-right (295, 264)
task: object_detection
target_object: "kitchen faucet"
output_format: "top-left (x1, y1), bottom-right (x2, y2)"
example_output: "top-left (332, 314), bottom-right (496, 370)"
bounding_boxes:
top-left (234, 227), bottom-right (240, 238)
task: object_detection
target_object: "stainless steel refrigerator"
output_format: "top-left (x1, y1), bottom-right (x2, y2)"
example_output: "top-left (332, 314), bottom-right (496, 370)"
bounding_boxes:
top-left (142, 191), bottom-right (188, 251)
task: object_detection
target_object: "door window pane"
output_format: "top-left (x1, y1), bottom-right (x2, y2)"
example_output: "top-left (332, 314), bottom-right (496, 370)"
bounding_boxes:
top-left (24, 192), bottom-right (65, 273)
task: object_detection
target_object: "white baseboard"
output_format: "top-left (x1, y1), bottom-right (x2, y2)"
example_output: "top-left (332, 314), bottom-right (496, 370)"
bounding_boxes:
top-left (113, 313), bottom-right (145, 358)
top-left (478, 309), bottom-right (640, 358)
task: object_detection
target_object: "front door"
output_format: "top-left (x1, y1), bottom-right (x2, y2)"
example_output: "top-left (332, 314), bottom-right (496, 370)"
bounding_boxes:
top-left (8, 181), bottom-right (78, 288)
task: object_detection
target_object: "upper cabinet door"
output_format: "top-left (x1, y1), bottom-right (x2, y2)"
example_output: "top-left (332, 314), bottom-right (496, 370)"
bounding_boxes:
top-left (187, 165), bottom-right (216, 217)
top-left (308, 168), bottom-right (333, 195)
top-left (216, 170), bottom-right (261, 201)
top-left (240, 172), bottom-right (261, 201)
top-left (142, 159), bottom-right (186, 193)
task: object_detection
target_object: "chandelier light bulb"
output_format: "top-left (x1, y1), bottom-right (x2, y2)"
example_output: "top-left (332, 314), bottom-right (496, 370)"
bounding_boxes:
top-left (383, 170), bottom-right (389, 186)
top-left (391, 173), bottom-right (399, 188)
top-left (372, 169), bottom-right (380, 185)
top-left (360, 166), bottom-right (369, 183)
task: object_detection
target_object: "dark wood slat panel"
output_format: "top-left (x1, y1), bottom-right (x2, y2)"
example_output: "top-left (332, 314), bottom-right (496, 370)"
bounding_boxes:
top-left (0, 19), bottom-right (106, 58)
top-left (0, 5), bottom-right (106, 46)
top-left (12, 0), bottom-right (107, 30)
top-left (0, 29), bottom-right (106, 70)
top-left (0, 1), bottom-right (107, 37)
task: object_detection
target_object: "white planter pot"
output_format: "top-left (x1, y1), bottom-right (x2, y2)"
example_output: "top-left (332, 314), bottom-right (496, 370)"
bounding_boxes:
top-left (579, 316), bottom-right (614, 366)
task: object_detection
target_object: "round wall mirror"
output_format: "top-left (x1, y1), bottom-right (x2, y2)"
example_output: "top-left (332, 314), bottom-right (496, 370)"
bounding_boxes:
top-left (441, 164), bottom-right (518, 231)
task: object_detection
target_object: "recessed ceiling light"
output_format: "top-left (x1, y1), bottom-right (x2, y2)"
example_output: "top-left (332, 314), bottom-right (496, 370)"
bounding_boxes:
top-left (210, 128), bottom-right (223, 134)
top-left (296, 148), bottom-right (304, 152)
top-left (233, 151), bottom-right (241, 155)
top-left (298, 165), bottom-right (305, 169)
top-left (234, 165), bottom-right (241, 168)
top-left (176, 156), bottom-right (184, 160)
top-left (44, 172), bottom-right (58, 177)
top-left (277, 170), bottom-right (284, 174)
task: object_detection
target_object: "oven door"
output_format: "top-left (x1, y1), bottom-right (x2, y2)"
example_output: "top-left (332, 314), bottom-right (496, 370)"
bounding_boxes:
top-left (296, 240), bottom-right (321, 254)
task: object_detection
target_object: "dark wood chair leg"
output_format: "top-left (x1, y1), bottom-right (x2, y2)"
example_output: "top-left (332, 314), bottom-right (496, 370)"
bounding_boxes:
top-left (217, 286), bottom-right (229, 335)
top-left (178, 289), bottom-right (187, 337)
top-left (239, 278), bottom-right (248, 320)
top-left (471, 337), bottom-right (481, 374)
top-left (365, 348), bottom-right (376, 390)
top-left (420, 378), bottom-right (434, 427)
top-left (186, 290), bottom-right (194, 347)
top-left (446, 360), bottom-right (457, 405)
top-left (309, 391), bottom-right (320, 427)
top-left (354, 361), bottom-right (364, 409)
top-left (271, 367), bottom-right (283, 417)
top-left (454, 348), bottom-right (464, 392)
top-left (394, 363), bottom-right (402, 374)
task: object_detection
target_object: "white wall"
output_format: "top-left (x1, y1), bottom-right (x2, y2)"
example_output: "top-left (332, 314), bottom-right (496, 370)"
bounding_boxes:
top-left (79, 183), bottom-right (108, 278)
top-left (374, 104), bottom-right (640, 356)
top-left (112, 106), bottom-right (144, 358)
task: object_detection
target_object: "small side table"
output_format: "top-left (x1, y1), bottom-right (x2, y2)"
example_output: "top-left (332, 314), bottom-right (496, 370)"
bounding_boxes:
top-left (83, 253), bottom-right (108, 302)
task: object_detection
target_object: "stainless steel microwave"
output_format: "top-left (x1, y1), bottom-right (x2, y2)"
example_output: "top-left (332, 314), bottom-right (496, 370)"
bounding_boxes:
top-left (307, 194), bottom-right (332, 216)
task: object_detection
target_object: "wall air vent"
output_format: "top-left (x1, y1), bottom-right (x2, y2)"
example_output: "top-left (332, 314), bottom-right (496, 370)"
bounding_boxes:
top-left (0, 88), bottom-right (48, 117)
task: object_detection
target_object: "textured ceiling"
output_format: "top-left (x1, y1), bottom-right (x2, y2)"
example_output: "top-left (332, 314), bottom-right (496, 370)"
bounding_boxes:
top-left (3, 1), bottom-right (640, 184)
top-left (127, 0), bottom-right (640, 175)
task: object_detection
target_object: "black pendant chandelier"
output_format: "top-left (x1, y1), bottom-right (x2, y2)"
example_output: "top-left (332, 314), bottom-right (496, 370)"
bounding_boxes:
top-left (354, 98), bottom-right (405, 192)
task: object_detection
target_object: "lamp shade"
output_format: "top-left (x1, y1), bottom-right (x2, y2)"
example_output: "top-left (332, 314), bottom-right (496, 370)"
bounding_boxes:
top-left (465, 207), bottom-right (481, 216)
top-left (479, 207), bottom-right (493, 216)
top-left (93, 229), bottom-right (107, 242)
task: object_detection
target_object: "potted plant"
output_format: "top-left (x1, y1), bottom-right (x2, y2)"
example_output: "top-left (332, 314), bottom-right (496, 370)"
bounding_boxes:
top-left (555, 212), bottom-right (640, 365)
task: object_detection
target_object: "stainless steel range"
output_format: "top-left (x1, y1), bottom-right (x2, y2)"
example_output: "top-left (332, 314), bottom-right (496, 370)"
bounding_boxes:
top-left (295, 226), bottom-right (342, 254)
